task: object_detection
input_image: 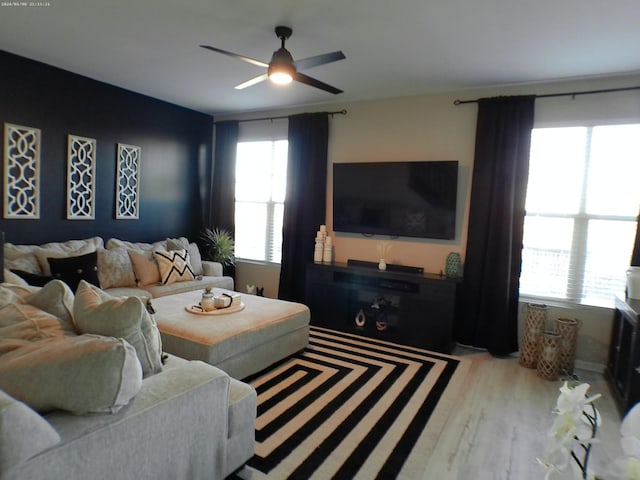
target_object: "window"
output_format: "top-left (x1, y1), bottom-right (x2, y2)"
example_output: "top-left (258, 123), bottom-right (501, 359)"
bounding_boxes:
top-left (234, 140), bottom-right (287, 263)
top-left (520, 124), bottom-right (640, 308)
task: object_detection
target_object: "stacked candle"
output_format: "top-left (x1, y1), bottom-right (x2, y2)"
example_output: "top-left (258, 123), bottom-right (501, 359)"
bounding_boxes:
top-left (314, 225), bottom-right (327, 263)
top-left (323, 235), bottom-right (332, 263)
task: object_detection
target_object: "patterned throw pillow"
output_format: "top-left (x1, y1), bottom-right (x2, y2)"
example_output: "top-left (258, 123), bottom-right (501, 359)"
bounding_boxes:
top-left (153, 250), bottom-right (195, 285)
top-left (97, 247), bottom-right (136, 289)
top-left (166, 238), bottom-right (203, 276)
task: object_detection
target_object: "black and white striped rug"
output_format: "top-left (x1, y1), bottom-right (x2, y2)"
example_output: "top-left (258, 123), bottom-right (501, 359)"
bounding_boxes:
top-left (230, 326), bottom-right (470, 480)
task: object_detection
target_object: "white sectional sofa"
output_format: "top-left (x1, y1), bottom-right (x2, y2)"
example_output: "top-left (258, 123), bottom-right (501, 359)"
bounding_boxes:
top-left (3, 236), bottom-right (233, 297)
top-left (0, 280), bottom-right (256, 480)
top-left (0, 237), bottom-right (253, 480)
top-left (0, 235), bottom-right (312, 480)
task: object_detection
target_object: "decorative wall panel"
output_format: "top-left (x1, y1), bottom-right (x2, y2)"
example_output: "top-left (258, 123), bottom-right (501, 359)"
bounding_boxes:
top-left (116, 143), bottom-right (141, 219)
top-left (67, 134), bottom-right (96, 219)
top-left (3, 123), bottom-right (40, 219)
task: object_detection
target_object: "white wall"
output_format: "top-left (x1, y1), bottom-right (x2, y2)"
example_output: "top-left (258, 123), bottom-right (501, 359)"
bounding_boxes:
top-left (220, 73), bottom-right (640, 364)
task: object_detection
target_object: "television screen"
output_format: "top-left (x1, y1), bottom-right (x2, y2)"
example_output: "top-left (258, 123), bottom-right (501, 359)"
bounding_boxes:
top-left (332, 161), bottom-right (458, 239)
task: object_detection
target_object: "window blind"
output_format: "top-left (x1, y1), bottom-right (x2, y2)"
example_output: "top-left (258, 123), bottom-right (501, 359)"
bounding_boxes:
top-left (520, 124), bottom-right (640, 308)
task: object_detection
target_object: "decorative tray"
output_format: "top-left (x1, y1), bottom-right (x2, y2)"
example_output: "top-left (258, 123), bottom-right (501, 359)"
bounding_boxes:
top-left (185, 302), bottom-right (245, 316)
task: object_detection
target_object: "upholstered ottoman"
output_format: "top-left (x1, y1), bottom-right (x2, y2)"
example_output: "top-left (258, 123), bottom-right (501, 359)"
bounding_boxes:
top-left (151, 289), bottom-right (310, 379)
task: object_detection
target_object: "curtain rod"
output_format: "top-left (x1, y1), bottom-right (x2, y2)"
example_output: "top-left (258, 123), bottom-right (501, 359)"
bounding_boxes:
top-left (453, 85), bottom-right (640, 105)
top-left (214, 109), bottom-right (347, 124)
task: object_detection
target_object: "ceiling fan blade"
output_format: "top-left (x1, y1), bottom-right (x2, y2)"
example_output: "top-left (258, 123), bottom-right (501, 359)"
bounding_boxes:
top-left (294, 72), bottom-right (343, 94)
top-left (234, 73), bottom-right (269, 90)
top-left (294, 51), bottom-right (346, 71)
top-left (199, 45), bottom-right (269, 68)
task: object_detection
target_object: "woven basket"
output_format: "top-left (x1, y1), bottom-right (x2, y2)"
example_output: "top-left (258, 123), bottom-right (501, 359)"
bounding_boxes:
top-left (519, 303), bottom-right (548, 368)
top-left (538, 331), bottom-right (561, 380)
top-left (556, 317), bottom-right (581, 375)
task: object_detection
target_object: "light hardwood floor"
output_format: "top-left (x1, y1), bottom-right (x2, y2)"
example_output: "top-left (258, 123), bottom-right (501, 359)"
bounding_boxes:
top-left (420, 348), bottom-right (624, 480)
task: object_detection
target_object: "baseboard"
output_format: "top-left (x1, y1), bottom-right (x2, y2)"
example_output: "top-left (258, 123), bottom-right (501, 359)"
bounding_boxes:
top-left (574, 359), bottom-right (606, 374)
top-left (515, 352), bottom-right (606, 374)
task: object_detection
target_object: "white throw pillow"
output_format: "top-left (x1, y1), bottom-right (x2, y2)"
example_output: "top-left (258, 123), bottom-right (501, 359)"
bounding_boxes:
top-left (128, 249), bottom-right (162, 286)
top-left (0, 335), bottom-right (142, 414)
top-left (73, 281), bottom-right (163, 377)
top-left (24, 279), bottom-right (75, 332)
top-left (153, 249), bottom-right (195, 285)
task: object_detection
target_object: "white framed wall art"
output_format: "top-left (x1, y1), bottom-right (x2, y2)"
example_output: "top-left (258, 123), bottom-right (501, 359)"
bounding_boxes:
top-left (67, 134), bottom-right (97, 220)
top-left (3, 123), bottom-right (41, 219)
top-left (116, 143), bottom-right (141, 219)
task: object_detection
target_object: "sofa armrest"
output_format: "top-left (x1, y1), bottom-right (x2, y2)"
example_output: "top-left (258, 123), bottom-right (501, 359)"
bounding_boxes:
top-left (201, 260), bottom-right (223, 277)
top-left (0, 390), bottom-right (60, 474)
top-left (12, 360), bottom-right (233, 480)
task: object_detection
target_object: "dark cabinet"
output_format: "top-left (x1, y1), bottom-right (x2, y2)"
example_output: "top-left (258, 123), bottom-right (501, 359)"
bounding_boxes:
top-left (606, 296), bottom-right (640, 416)
top-left (304, 262), bottom-right (458, 353)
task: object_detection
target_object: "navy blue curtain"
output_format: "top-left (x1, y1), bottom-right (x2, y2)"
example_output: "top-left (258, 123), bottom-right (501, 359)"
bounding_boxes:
top-left (458, 95), bottom-right (535, 355)
top-left (211, 121), bottom-right (239, 233)
top-left (278, 113), bottom-right (329, 302)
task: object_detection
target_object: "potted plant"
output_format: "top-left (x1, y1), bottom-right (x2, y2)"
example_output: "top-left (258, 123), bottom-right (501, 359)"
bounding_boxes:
top-left (201, 227), bottom-right (235, 267)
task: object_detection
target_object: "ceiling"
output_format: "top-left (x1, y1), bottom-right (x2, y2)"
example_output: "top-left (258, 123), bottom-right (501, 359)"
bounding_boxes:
top-left (2, 0), bottom-right (640, 116)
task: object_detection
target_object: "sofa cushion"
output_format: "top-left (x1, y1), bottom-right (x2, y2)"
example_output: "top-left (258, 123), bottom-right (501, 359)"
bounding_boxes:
top-left (0, 303), bottom-right (75, 356)
top-left (73, 281), bottom-right (163, 377)
top-left (48, 251), bottom-right (100, 292)
top-left (153, 250), bottom-right (195, 285)
top-left (143, 276), bottom-right (233, 298)
top-left (0, 335), bottom-right (142, 414)
top-left (0, 390), bottom-right (61, 472)
top-left (106, 237), bottom-right (167, 252)
top-left (128, 249), bottom-right (161, 286)
top-left (2, 269), bottom-right (29, 286)
top-left (0, 284), bottom-right (38, 310)
top-left (97, 247), bottom-right (136, 289)
top-left (5, 254), bottom-right (41, 275)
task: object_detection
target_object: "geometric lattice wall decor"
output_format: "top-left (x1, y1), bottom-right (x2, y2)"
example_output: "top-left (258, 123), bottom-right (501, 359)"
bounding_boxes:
top-left (3, 123), bottom-right (41, 219)
top-left (67, 134), bottom-right (96, 219)
top-left (116, 143), bottom-right (141, 219)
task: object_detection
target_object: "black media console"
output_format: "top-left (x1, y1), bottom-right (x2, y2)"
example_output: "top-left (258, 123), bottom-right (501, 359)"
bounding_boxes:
top-left (304, 262), bottom-right (459, 353)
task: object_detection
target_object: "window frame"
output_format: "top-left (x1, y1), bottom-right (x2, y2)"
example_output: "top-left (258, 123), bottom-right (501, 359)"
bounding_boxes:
top-left (234, 139), bottom-right (287, 264)
top-left (520, 123), bottom-right (640, 309)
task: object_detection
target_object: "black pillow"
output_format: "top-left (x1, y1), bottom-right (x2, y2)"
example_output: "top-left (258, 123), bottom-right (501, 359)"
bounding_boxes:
top-left (48, 251), bottom-right (100, 292)
top-left (10, 269), bottom-right (54, 287)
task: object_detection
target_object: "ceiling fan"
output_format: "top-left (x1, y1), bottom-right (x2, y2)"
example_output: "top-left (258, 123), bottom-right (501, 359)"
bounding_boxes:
top-left (200, 26), bottom-right (345, 94)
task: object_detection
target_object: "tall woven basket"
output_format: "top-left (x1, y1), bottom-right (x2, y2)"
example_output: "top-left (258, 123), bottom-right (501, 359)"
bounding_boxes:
top-left (538, 331), bottom-right (561, 380)
top-left (520, 303), bottom-right (548, 368)
top-left (556, 317), bottom-right (581, 375)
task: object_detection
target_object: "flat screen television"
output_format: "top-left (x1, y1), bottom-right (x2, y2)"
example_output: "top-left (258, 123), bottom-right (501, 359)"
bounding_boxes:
top-left (332, 161), bottom-right (458, 240)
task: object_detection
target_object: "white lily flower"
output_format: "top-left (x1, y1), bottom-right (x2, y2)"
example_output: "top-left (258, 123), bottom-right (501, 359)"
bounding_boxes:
top-left (622, 403), bottom-right (640, 457)
top-left (607, 403), bottom-right (640, 480)
top-left (556, 382), bottom-right (602, 420)
top-left (540, 382), bottom-right (601, 479)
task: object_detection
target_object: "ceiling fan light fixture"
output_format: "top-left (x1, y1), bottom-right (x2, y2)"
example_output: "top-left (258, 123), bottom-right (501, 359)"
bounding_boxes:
top-left (268, 47), bottom-right (296, 85)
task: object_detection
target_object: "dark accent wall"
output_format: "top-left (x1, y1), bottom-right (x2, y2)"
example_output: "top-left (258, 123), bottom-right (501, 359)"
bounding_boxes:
top-left (0, 51), bottom-right (213, 246)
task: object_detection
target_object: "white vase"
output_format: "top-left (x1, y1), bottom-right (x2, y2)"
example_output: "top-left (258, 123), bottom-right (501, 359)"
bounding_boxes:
top-left (378, 259), bottom-right (386, 271)
top-left (201, 292), bottom-right (215, 312)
